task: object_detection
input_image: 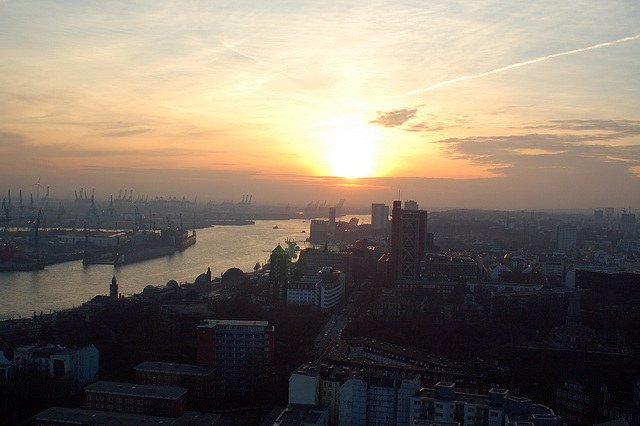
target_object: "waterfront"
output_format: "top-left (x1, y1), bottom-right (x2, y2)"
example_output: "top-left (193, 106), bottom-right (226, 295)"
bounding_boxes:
top-left (0, 219), bottom-right (313, 319)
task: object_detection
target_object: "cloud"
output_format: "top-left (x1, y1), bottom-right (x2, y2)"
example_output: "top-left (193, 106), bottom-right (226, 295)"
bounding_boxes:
top-left (404, 122), bottom-right (449, 133)
top-left (523, 120), bottom-right (640, 136)
top-left (100, 128), bottom-right (152, 138)
top-left (434, 130), bottom-right (640, 178)
top-left (369, 108), bottom-right (418, 128)
top-left (0, 132), bottom-right (29, 150)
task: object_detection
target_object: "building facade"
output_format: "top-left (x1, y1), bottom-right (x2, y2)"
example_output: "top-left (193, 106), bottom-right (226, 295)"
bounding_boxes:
top-left (391, 200), bottom-right (428, 282)
top-left (269, 245), bottom-right (291, 305)
top-left (135, 361), bottom-right (215, 410)
top-left (84, 381), bottom-right (188, 417)
top-left (196, 319), bottom-right (274, 395)
top-left (410, 382), bottom-right (561, 426)
top-left (34, 406), bottom-right (222, 426)
top-left (13, 343), bottom-right (99, 387)
top-left (297, 248), bottom-right (354, 288)
top-left (621, 212), bottom-right (637, 237)
top-left (286, 267), bottom-right (346, 311)
top-left (557, 225), bottom-right (578, 252)
top-left (372, 203), bottom-right (390, 231)
top-left (289, 363), bottom-right (351, 425)
top-left (338, 371), bottom-right (420, 426)
top-left (322, 338), bottom-right (513, 396)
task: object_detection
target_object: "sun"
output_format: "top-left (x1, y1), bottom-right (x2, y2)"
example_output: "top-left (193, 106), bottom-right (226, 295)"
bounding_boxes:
top-left (321, 116), bottom-right (377, 178)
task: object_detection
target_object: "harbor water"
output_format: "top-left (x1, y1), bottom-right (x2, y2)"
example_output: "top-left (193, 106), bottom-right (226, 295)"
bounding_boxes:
top-left (0, 219), bottom-right (313, 319)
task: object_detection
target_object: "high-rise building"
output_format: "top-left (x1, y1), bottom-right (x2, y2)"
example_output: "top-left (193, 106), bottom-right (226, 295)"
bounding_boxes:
top-left (621, 212), bottom-right (637, 237)
top-left (557, 225), bottom-right (577, 252)
top-left (371, 203), bottom-right (390, 230)
top-left (269, 245), bottom-right (290, 305)
top-left (605, 207), bottom-right (614, 219)
top-left (309, 220), bottom-right (329, 244)
top-left (329, 207), bottom-right (336, 235)
top-left (391, 201), bottom-right (428, 282)
top-left (196, 320), bottom-right (274, 395)
top-left (404, 200), bottom-right (419, 210)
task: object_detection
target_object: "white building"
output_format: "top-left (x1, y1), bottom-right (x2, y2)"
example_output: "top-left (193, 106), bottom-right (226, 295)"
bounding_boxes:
top-left (339, 371), bottom-right (420, 426)
top-left (410, 382), bottom-right (560, 426)
top-left (287, 267), bottom-right (345, 312)
top-left (289, 363), bottom-right (351, 425)
top-left (13, 343), bottom-right (99, 387)
top-left (372, 203), bottom-right (390, 230)
top-left (289, 365), bottom-right (321, 405)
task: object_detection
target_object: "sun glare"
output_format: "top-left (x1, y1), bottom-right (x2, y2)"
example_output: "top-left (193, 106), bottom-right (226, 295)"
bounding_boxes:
top-left (321, 116), bottom-right (377, 178)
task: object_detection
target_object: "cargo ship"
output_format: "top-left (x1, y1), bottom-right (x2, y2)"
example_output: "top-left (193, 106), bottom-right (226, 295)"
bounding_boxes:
top-left (0, 243), bottom-right (45, 271)
top-left (161, 227), bottom-right (196, 251)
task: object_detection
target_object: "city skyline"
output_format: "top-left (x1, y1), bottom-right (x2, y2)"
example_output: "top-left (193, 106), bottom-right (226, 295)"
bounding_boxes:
top-left (1, 0), bottom-right (640, 209)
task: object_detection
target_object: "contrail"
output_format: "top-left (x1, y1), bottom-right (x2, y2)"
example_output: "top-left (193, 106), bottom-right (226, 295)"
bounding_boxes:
top-left (393, 34), bottom-right (640, 98)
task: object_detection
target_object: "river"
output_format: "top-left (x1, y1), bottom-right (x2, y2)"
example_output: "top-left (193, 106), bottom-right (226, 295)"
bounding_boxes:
top-left (0, 219), bottom-right (315, 319)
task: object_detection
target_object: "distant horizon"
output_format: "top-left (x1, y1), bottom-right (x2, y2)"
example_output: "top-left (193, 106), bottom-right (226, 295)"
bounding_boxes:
top-left (1, 187), bottom-right (637, 216)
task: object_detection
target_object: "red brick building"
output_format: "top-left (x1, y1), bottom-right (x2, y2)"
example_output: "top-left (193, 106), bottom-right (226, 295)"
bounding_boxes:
top-left (135, 361), bottom-right (215, 410)
top-left (84, 381), bottom-right (188, 418)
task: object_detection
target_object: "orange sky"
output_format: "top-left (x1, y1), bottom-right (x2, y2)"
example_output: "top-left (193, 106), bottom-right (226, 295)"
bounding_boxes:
top-left (1, 0), bottom-right (640, 209)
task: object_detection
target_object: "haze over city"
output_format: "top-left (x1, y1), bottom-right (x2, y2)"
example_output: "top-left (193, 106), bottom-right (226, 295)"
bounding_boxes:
top-left (2, 0), bottom-right (640, 209)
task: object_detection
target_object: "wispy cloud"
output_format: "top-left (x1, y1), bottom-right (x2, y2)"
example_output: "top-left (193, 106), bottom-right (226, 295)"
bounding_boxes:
top-left (393, 34), bottom-right (640, 98)
top-left (523, 120), bottom-right (640, 136)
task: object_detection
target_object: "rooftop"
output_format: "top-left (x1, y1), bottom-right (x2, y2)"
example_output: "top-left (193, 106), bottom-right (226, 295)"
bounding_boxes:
top-left (198, 319), bottom-right (270, 328)
top-left (135, 361), bottom-right (214, 376)
top-left (274, 404), bottom-right (328, 425)
top-left (34, 407), bottom-right (220, 425)
top-left (85, 381), bottom-right (188, 399)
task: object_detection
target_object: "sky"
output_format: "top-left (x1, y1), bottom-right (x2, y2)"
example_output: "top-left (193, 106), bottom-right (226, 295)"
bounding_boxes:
top-left (1, 0), bottom-right (640, 210)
